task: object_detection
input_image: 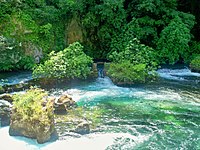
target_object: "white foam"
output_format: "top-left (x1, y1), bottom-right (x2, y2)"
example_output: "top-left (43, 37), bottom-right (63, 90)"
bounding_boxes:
top-left (157, 68), bottom-right (200, 81)
top-left (0, 127), bottom-right (152, 150)
top-left (0, 100), bottom-right (12, 107)
top-left (62, 77), bottom-right (131, 102)
top-left (57, 76), bottom-right (183, 102)
top-left (131, 90), bottom-right (182, 101)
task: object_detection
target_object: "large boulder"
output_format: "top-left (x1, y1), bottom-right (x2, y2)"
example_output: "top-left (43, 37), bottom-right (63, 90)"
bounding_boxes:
top-left (54, 95), bottom-right (77, 113)
top-left (9, 88), bottom-right (57, 144)
top-left (9, 116), bottom-right (57, 144)
top-left (0, 100), bottom-right (11, 126)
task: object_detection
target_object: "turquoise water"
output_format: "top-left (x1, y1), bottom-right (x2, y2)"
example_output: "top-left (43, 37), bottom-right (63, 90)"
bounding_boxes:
top-left (0, 67), bottom-right (200, 149)
top-left (0, 71), bottom-right (32, 86)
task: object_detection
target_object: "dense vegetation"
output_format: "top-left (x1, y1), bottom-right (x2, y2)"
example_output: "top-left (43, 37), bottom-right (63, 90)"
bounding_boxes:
top-left (190, 55), bottom-right (200, 72)
top-left (0, 0), bottom-right (200, 82)
top-left (33, 42), bottom-right (93, 79)
top-left (107, 38), bottom-right (157, 83)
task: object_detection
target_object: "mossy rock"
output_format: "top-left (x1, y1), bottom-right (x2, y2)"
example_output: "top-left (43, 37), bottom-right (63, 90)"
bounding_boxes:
top-left (9, 88), bottom-right (57, 143)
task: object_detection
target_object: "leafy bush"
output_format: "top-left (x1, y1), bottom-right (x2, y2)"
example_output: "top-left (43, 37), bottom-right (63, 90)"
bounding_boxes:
top-left (109, 38), bottom-right (158, 72)
top-left (190, 55), bottom-right (200, 72)
top-left (12, 88), bottom-right (54, 126)
top-left (157, 16), bottom-right (194, 64)
top-left (107, 61), bottom-right (147, 84)
top-left (33, 42), bottom-right (93, 79)
top-left (107, 38), bottom-right (158, 84)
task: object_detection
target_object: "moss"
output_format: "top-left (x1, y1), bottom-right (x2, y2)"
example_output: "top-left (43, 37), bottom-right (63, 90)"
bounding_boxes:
top-left (12, 87), bottom-right (54, 126)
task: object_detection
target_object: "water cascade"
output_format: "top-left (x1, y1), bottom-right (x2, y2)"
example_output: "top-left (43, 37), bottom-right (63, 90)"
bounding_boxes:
top-left (97, 62), bottom-right (105, 78)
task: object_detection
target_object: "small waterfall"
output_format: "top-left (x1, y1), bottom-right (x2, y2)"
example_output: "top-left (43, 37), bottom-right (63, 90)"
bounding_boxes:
top-left (97, 63), bottom-right (104, 78)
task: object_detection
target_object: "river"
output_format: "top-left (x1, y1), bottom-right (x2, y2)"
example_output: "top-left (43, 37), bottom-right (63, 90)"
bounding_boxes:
top-left (0, 66), bottom-right (200, 150)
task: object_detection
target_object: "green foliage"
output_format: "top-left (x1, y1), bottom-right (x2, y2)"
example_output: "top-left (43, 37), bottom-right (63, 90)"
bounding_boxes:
top-left (190, 55), bottom-right (200, 72)
top-left (13, 88), bottom-right (54, 126)
top-left (108, 38), bottom-right (158, 84)
top-left (17, 56), bottom-right (36, 70)
top-left (157, 16), bottom-right (195, 64)
top-left (0, 0), bottom-right (71, 71)
top-left (0, 36), bottom-right (36, 71)
top-left (107, 61), bottom-right (147, 84)
top-left (109, 38), bottom-right (158, 72)
top-left (80, 0), bottom-right (126, 58)
top-left (0, 0), bottom-right (198, 72)
top-left (33, 42), bottom-right (93, 79)
top-left (188, 41), bottom-right (200, 62)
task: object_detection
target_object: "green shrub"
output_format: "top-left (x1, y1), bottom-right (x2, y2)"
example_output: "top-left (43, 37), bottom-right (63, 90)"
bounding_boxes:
top-left (107, 61), bottom-right (147, 84)
top-left (190, 55), bottom-right (200, 72)
top-left (107, 38), bottom-right (158, 84)
top-left (156, 16), bottom-right (194, 64)
top-left (12, 88), bottom-right (54, 126)
top-left (18, 56), bottom-right (36, 70)
top-left (109, 38), bottom-right (158, 72)
top-left (33, 42), bottom-right (93, 79)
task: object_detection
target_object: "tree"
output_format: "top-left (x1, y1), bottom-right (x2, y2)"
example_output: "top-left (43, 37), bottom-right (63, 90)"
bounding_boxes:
top-left (157, 16), bottom-right (194, 64)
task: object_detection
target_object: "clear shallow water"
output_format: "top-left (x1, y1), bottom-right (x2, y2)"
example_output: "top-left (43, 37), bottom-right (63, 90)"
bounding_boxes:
top-left (0, 67), bottom-right (200, 150)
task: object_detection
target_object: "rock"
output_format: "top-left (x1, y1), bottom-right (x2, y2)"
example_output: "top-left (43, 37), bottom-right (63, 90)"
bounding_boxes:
top-left (9, 88), bottom-right (57, 144)
top-left (66, 14), bottom-right (86, 44)
top-left (9, 118), bottom-right (57, 144)
top-left (54, 95), bottom-right (77, 113)
top-left (0, 94), bottom-right (13, 103)
top-left (74, 121), bottom-right (90, 135)
top-left (0, 100), bottom-right (11, 126)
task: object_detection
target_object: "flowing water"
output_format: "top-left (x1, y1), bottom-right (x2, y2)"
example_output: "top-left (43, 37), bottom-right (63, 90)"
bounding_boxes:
top-left (0, 71), bottom-right (32, 86)
top-left (0, 66), bottom-right (200, 150)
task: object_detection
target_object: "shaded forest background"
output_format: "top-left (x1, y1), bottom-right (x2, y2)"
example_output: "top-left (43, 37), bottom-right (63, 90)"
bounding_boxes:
top-left (0, 0), bottom-right (200, 71)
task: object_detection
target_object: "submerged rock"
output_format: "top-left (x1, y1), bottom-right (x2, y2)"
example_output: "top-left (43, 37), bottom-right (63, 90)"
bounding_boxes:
top-left (74, 121), bottom-right (90, 135)
top-left (54, 95), bottom-right (77, 113)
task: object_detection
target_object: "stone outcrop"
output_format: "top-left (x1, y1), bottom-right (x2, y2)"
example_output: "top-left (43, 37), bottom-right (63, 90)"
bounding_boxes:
top-left (54, 95), bottom-right (77, 113)
top-left (66, 14), bottom-right (86, 45)
top-left (9, 88), bottom-right (57, 144)
top-left (23, 42), bottom-right (43, 63)
top-left (9, 117), bottom-right (57, 144)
